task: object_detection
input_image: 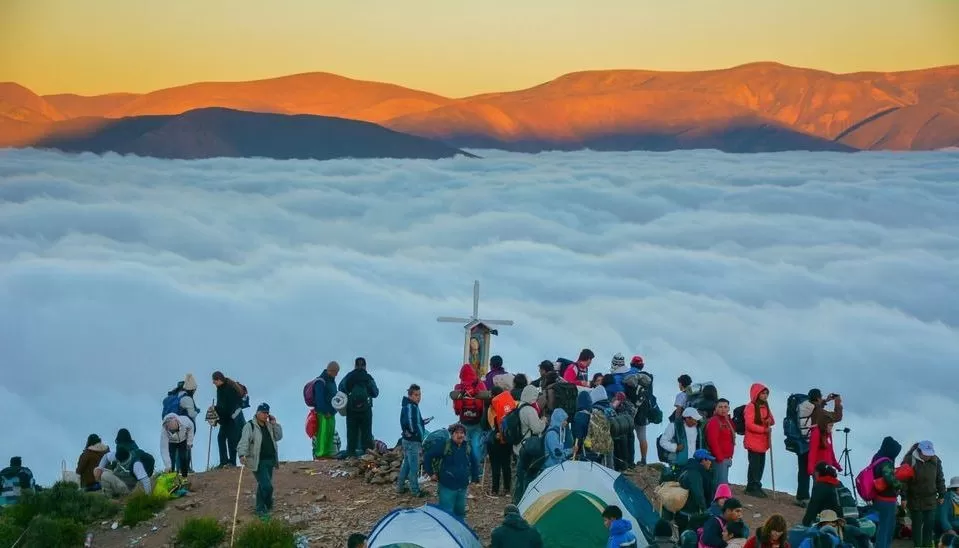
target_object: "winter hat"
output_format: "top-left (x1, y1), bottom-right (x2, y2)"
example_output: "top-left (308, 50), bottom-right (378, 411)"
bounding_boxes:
top-left (713, 483), bottom-right (733, 501)
top-left (490, 355), bottom-right (504, 369)
top-left (9, 457), bottom-right (21, 467)
top-left (183, 374), bottom-right (198, 391)
top-left (654, 519), bottom-right (674, 538)
top-left (256, 403), bottom-right (270, 414)
top-left (630, 355), bottom-right (645, 368)
top-left (86, 434), bottom-right (101, 448)
top-left (504, 504), bottom-right (520, 516)
top-left (611, 353), bottom-right (626, 369)
top-left (115, 428), bottom-right (133, 444)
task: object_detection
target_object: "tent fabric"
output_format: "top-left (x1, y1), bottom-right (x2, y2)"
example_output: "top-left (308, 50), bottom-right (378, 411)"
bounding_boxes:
top-left (518, 460), bottom-right (657, 548)
top-left (367, 504), bottom-right (483, 548)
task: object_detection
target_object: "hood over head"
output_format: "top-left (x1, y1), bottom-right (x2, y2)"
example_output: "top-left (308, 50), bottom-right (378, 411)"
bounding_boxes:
top-left (713, 483), bottom-right (733, 501)
top-left (115, 428), bottom-right (133, 444)
top-left (874, 436), bottom-right (902, 462)
top-left (590, 385), bottom-right (608, 404)
top-left (459, 364), bottom-right (477, 384)
top-left (749, 383), bottom-right (769, 403)
top-left (577, 390), bottom-right (593, 411)
top-left (550, 408), bottom-right (568, 429)
top-left (520, 384), bottom-right (539, 404)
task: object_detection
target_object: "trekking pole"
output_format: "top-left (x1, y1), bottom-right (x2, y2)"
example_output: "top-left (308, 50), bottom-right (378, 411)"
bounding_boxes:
top-left (206, 399), bottom-right (214, 471)
top-left (230, 466), bottom-right (244, 547)
top-left (768, 430), bottom-right (777, 499)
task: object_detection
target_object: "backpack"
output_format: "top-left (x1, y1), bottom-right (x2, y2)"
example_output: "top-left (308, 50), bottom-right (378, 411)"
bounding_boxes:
top-left (519, 428), bottom-right (554, 478)
top-left (551, 381), bottom-right (578, 419)
top-left (348, 382), bottom-right (372, 414)
top-left (645, 393), bottom-right (664, 425)
top-left (235, 382), bottom-right (251, 409)
top-left (609, 413), bottom-right (633, 438)
top-left (855, 457), bottom-right (891, 501)
top-left (433, 439), bottom-right (471, 477)
top-left (732, 405), bottom-right (747, 436)
top-left (686, 383), bottom-right (718, 419)
top-left (696, 516), bottom-right (726, 548)
top-left (783, 393), bottom-right (810, 454)
top-left (556, 358), bottom-right (575, 378)
top-left (583, 408), bottom-right (614, 455)
top-left (303, 376), bottom-right (324, 408)
top-left (134, 450), bottom-right (156, 477)
top-left (501, 403), bottom-right (531, 446)
top-left (162, 391), bottom-right (185, 418)
top-left (655, 433), bottom-right (671, 463)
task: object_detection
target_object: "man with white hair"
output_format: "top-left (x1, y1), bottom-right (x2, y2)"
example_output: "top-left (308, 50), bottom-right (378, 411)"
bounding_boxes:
top-left (161, 412), bottom-right (195, 477)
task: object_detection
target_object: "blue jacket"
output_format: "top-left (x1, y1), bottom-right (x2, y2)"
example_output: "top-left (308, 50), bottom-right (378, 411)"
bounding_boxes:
top-left (939, 492), bottom-right (959, 532)
top-left (544, 408), bottom-right (570, 468)
top-left (700, 516), bottom-right (728, 548)
top-left (572, 391), bottom-right (593, 449)
top-left (423, 438), bottom-right (479, 490)
top-left (312, 371), bottom-right (337, 415)
top-left (400, 396), bottom-right (425, 443)
top-left (608, 519), bottom-right (639, 548)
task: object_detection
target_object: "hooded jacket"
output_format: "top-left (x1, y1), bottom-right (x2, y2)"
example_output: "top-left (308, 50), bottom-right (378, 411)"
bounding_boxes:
top-left (806, 427), bottom-right (840, 475)
top-left (680, 458), bottom-right (713, 515)
top-left (709, 483), bottom-right (733, 516)
top-left (661, 416), bottom-right (705, 466)
top-left (743, 383), bottom-right (774, 453)
top-left (399, 395), bottom-right (425, 443)
top-left (76, 442), bottom-right (110, 488)
top-left (802, 474), bottom-right (842, 526)
top-left (572, 391), bottom-right (594, 450)
top-left (338, 367), bottom-right (380, 409)
top-left (608, 519), bottom-right (640, 548)
top-left (451, 364), bottom-right (489, 423)
top-left (591, 386), bottom-right (611, 409)
top-left (543, 408), bottom-right (569, 468)
top-left (515, 385), bottom-right (546, 454)
top-left (160, 414), bottom-right (195, 469)
top-left (902, 444), bottom-right (946, 511)
top-left (706, 413), bottom-right (736, 462)
top-left (490, 511), bottom-right (545, 548)
top-left (423, 436), bottom-right (479, 490)
top-left (872, 436), bottom-right (903, 502)
top-left (485, 356), bottom-right (509, 392)
top-left (312, 370), bottom-right (338, 415)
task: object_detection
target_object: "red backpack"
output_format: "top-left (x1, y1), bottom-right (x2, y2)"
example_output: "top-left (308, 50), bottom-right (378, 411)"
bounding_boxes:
top-left (453, 382), bottom-right (485, 425)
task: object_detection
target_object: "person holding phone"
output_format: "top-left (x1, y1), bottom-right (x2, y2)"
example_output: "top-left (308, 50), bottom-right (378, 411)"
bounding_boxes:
top-left (238, 403), bottom-right (283, 519)
top-left (397, 384), bottom-right (432, 498)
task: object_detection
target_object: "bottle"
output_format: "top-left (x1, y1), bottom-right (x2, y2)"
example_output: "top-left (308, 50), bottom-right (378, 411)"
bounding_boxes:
top-left (84, 532), bottom-right (94, 547)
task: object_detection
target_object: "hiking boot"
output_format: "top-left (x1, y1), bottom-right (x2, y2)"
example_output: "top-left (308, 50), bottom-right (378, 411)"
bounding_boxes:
top-left (795, 499), bottom-right (809, 508)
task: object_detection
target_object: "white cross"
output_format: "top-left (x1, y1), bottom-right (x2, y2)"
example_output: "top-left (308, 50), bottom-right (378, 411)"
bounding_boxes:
top-left (437, 280), bottom-right (514, 364)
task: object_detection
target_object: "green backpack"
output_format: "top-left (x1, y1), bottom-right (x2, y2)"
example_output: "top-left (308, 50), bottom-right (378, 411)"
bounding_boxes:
top-left (348, 383), bottom-right (372, 414)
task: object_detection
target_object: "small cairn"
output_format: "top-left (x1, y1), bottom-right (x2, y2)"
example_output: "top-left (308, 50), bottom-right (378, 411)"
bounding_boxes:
top-left (342, 441), bottom-right (405, 486)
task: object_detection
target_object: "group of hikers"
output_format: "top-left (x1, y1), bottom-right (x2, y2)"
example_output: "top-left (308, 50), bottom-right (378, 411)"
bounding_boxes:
top-left (3, 349), bottom-right (958, 548)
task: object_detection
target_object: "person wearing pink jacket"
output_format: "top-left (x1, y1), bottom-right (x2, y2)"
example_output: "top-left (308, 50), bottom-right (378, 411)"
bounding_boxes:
top-left (743, 383), bottom-right (775, 498)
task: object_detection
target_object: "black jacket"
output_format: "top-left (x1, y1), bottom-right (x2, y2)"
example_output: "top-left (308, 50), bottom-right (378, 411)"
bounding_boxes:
top-left (802, 476), bottom-right (842, 526)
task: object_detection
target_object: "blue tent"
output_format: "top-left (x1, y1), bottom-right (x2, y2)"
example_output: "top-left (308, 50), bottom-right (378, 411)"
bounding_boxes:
top-left (367, 504), bottom-right (483, 548)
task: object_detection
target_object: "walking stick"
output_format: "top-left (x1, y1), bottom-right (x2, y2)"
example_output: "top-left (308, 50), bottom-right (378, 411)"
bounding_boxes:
top-left (230, 465), bottom-right (244, 547)
top-left (206, 399), bottom-right (215, 471)
top-left (768, 430), bottom-right (777, 499)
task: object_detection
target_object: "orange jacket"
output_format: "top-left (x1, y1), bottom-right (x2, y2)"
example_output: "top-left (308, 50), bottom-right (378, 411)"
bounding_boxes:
top-left (743, 382), bottom-right (775, 453)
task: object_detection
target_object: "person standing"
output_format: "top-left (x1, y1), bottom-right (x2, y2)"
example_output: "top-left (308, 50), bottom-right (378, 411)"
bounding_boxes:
top-left (312, 361), bottom-right (340, 459)
top-left (238, 403), bottom-right (283, 519)
top-left (563, 348), bottom-right (594, 387)
top-left (743, 383), bottom-right (774, 498)
top-left (338, 357), bottom-right (379, 457)
top-left (451, 363), bottom-right (490, 480)
top-left (212, 371), bottom-right (246, 468)
top-left (423, 423), bottom-right (480, 519)
top-left (396, 384), bottom-right (430, 497)
top-left (902, 440), bottom-right (947, 548)
top-left (706, 398), bottom-right (736, 486)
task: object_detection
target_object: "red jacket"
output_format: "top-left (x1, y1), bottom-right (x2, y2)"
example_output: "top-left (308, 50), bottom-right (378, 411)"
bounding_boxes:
top-left (706, 414), bottom-right (736, 461)
top-left (807, 427), bottom-right (841, 474)
top-left (743, 383), bottom-right (775, 453)
top-left (744, 535), bottom-right (790, 548)
top-left (453, 364), bottom-right (487, 423)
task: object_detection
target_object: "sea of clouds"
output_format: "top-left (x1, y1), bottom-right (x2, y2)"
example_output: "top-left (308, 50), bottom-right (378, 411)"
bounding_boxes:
top-left (1, 147), bottom-right (958, 494)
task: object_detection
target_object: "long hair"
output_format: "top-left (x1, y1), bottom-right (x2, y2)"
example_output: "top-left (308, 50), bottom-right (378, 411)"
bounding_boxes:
top-left (758, 514), bottom-right (787, 544)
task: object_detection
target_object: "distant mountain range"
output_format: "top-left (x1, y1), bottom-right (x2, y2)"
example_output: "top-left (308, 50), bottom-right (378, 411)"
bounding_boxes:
top-left (2, 62), bottom-right (957, 158)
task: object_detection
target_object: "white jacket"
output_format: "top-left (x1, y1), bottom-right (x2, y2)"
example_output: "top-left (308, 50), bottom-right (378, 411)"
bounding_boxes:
top-left (515, 385), bottom-right (546, 455)
top-left (161, 414), bottom-right (195, 468)
top-left (798, 400), bottom-right (815, 439)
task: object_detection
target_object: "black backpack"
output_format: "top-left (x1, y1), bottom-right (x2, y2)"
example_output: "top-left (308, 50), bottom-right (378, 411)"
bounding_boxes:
top-left (551, 381), bottom-right (578, 419)
top-left (501, 403), bottom-right (531, 446)
top-left (555, 358), bottom-right (575, 378)
top-left (348, 382), bottom-right (372, 414)
top-left (732, 405), bottom-right (747, 435)
top-left (520, 427), bottom-right (556, 478)
top-left (133, 449), bottom-right (155, 477)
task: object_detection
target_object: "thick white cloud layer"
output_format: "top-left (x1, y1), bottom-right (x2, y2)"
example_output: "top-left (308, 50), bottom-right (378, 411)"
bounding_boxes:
top-left (2, 148), bottom-right (958, 493)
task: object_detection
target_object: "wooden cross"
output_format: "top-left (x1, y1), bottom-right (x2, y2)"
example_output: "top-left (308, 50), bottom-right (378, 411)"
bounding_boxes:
top-left (437, 280), bottom-right (514, 367)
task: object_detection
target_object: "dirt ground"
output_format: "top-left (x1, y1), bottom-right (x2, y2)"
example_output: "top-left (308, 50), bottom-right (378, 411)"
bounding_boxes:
top-left (91, 459), bottom-right (833, 547)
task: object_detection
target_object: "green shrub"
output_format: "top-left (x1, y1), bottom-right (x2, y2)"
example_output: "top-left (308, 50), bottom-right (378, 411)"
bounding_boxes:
top-left (3, 481), bottom-right (119, 528)
top-left (20, 515), bottom-right (85, 548)
top-left (121, 491), bottom-right (168, 527)
top-left (0, 516), bottom-right (25, 548)
top-left (234, 519), bottom-right (297, 548)
top-left (174, 517), bottom-right (226, 548)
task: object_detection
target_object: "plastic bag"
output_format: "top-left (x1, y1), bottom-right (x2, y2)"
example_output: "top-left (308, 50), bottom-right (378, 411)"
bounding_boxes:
top-left (305, 409), bottom-right (318, 438)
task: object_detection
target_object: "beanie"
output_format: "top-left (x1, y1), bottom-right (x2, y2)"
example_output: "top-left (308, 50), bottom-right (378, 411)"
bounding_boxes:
top-left (183, 373), bottom-right (198, 391)
top-left (504, 504), bottom-right (520, 516)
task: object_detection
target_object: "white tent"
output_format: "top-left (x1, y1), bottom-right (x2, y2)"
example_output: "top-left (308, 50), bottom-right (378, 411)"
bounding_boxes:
top-left (367, 504), bottom-right (483, 548)
top-left (518, 460), bottom-right (657, 548)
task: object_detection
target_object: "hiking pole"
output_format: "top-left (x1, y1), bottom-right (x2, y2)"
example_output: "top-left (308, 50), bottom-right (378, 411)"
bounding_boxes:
top-left (206, 399), bottom-right (214, 471)
top-left (768, 430), bottom-right (777, 500)
top-left (230, 465), bottom-right (244, 547)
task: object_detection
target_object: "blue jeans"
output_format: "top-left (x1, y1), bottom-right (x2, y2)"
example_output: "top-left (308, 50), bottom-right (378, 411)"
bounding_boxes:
top-left (874, 500), bottom-right (897, 548)
top-left (438, 484), bottom-right (467, 518)
top-left (464, 424), bottom-right (486, 478)
top-left (714, 458), bottom-right (731, 487)
top-left (396, 440), bottom-right (421, 494)
top-left (252, 458), bottom-right (275, 515)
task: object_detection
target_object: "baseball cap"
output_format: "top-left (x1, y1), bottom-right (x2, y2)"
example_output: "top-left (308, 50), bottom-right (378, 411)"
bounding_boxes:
top-left (693, 449), bottom-right (716, 462)
top-left (918, 440), bottom-right (935, 457)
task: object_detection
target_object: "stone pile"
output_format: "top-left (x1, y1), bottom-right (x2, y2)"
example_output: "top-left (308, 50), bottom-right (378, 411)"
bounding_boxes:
top-left (342, 447), bottom-right (405, 485)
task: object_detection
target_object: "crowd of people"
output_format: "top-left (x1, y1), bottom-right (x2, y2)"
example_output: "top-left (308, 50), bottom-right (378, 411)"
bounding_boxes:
top-left (2, 349), bottom-right (958, 548)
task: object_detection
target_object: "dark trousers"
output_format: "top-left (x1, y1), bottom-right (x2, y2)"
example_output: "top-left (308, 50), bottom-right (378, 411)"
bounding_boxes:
top-left (168, 441), bottom-right (190, 477)
top-left (346, 411), bottom-right (373, 456)
top-left (796, 451), bottom-right (811, 501)
top-left (487, 441), bottom-right (512, 494)
top-left (910, 509), bottom-right (936, 548)
top-left (217, 415), bottom-right (243, 466)
top-left (614, 433), bottom-right (632, 470)
top-left (253, 459), bottom-right (275, 515)
top-left (746, 450), bottom-right (766, 492)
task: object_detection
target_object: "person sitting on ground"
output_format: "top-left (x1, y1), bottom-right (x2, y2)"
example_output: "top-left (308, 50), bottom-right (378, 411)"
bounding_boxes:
top-left (903, 440), bottom-right (947, 548)
top-left (0, 457), bottom-right (36, 507)
top-left (701, 498), bottom-right (744, 548)
top-left (661, 408), bottom-right (706, 467)
top-left (511, 373), bottom-right (530, 402)
top-left (797, 510), bottom-right (844, 548)
top-left (939, 533), bottom-right (958, 548)
top-left (744, 514), bottom-right (790, 548)
top-left (95, 445), bottom-right (153, 497)
top-left (397, 383), bottom-right (429, 498)
top-left (802, 462), bottom-right (842, 527)
top-left (676, 449), bottom-right (716, 533)
top-left (939, 476), bottom-right (959, 536)
top-left (604, 504), bottom-right (639, 548)
top-left (423, 423), bottom-right (480, 519)
top-left (161, 412), bottom-right (195, 478)
top-left (238, 403), bottom-right (283, 519)
top-left (674, 374), bottom-right (693, 421)
top-left (652, 518), bottom-right (679, 548)
top-left (347, 532), bottom-right (367, 548)
top-left (491, 503), bottom-right (544, 547)
top-left (711, 483), bottom-right (752, 538)
top-left (564, 348), bottom-right (594, 387)
top-left (76, 434), bottom-right (109, 491)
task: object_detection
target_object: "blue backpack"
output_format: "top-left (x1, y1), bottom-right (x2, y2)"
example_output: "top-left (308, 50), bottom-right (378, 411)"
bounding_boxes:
top-left (162, 392), bottom-right (184, 418)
